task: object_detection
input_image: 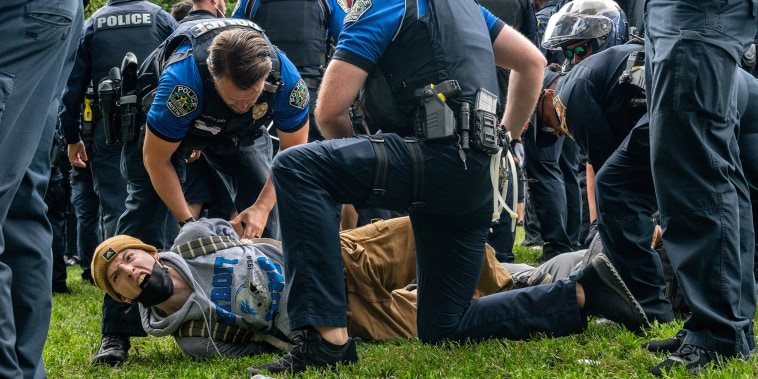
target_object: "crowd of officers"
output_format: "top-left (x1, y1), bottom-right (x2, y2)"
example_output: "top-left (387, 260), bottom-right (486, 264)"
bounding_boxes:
top-left (1, 0), bottom-right (756, 377)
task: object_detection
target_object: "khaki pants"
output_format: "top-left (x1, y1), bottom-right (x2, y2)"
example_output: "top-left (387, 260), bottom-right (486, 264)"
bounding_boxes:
top-left (340, 217), bottom-right (513, 340)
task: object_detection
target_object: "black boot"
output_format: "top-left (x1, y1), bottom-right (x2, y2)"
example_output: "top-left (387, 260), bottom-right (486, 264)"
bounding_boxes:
top-left (246, 329), bottom-right (358, 375)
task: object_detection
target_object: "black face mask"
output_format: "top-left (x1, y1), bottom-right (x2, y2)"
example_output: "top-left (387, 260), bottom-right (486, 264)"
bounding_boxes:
top-left (133, 262), bottom-right (174, 307)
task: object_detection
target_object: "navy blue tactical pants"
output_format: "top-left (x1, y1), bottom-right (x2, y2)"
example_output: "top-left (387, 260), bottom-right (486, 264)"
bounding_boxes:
top-left (273, 134), bottom-right (585, 343)
top-left (0, 1), bottom-right (82, 376)
top-left (203, 129), bottom-right (280, 240)
top-left (524, 131), bottom-right (580, 256)
top-left (646, 0), bottom-right (757, 356)
top-left (70, 138), bottom-right (101, 274)
top-left (595, 121), bottom-right (674, 324)
top-left (90, 118), bottom-right (128, 239)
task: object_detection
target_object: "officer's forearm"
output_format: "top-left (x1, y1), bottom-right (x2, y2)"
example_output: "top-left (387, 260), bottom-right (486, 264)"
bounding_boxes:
top-left (502, 67), bottom-right (544, 140)
top-left (144, 155), bottom-right (193, 222)
top-left (254, 175), bottom-right (277, 213)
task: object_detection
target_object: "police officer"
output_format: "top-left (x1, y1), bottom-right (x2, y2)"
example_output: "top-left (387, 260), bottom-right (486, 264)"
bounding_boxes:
top-left (246, 0), bottom-right (653, 375)
top-left (528, 0), bottom-right (629, 263)
top-left (59, 0), bottom-right (178, 366)
top-left (138, 7), bottom-right (309, 244)
top-left (645, 0), bottom-right (756, 371)
top-left (540, 43), bottom-right (674, 326)
top-left (232, 0), bottom-right (337, 144)
top-left (0, 1), bottom-right (82, 377)
top-left (67, 82), bottom-right (101, 285)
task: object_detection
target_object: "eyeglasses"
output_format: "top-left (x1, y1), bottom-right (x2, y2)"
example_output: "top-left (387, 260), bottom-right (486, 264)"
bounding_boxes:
top-left (563, 41), bottom-right (592, 59)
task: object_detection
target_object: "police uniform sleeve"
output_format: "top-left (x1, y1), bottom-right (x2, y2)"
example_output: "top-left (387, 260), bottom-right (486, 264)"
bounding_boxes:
top-left (146, 45), bottom-right (203, 142)
top-left (331, 0), bottom-right (406, 73)
top-left (60, 21), bottom-right (94, 145)
top-left (479, 5), bottom-right (506, 43)
top-left (271, 52), bottom-right (309, 132)
top-left (554, 67), bottom-right (617, 170)
top-left (232, 0), bottom-right (258, 20)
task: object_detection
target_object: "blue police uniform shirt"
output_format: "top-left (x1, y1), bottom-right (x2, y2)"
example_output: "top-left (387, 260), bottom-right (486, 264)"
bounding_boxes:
top-left (553, 43), bottom-right (646, 169)
top-left (332, 0), bottom-right (501, 73)
top-left (147, 43), bottom-right (309, 142)
top-left (232, 0), bottom-right (349, 42)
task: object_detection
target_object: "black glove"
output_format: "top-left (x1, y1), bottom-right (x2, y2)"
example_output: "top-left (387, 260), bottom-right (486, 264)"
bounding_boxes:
top-left (584, 218), bottom-right (598, 249)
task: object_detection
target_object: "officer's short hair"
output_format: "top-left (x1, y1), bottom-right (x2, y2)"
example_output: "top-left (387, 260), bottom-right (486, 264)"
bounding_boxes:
top-left (207, 29), bottom-right (272, 90)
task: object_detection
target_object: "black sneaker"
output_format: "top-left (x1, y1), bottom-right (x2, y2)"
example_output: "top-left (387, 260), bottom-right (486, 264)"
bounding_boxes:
top-left (246, 330), bottom-right (358, 375)
top-left (570, 253), bottom-right (649, 331)
top-left (92, 334), bottom-right (130, 366)
top-left (642, 330), bottom-right (686, 354)
top-left (648, 344), bottom-right (721, 376)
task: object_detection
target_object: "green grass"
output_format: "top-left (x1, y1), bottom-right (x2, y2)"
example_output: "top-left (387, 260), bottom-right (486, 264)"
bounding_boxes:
top-left (45, 227), bottom-right (758, 378)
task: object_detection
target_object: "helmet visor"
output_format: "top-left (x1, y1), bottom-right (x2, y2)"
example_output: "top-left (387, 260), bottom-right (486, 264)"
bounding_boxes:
top-left (542, 13), bottom-right (613, 50)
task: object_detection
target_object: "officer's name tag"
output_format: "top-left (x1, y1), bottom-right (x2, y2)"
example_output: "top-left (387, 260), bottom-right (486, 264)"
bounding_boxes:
top-left (96, 13), bottom-right (153, 29)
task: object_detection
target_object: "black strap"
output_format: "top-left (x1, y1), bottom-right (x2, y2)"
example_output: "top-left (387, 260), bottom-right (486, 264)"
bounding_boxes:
top-left (404, 137), bottom-right (425, 210)
top-left (364, 134), bottom-right (388, 207)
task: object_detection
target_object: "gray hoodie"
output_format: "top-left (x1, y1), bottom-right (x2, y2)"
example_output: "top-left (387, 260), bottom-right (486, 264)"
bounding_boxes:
top-left (138, 218), bottom-right (290, 357)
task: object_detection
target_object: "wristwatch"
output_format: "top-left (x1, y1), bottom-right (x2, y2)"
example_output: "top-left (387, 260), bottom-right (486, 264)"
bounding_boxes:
top-left (179, 216), bottom-right (197, 228)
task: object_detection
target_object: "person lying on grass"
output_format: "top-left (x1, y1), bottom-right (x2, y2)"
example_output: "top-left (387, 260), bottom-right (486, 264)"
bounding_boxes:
top-left (91, 217), bottom-right (648, 360)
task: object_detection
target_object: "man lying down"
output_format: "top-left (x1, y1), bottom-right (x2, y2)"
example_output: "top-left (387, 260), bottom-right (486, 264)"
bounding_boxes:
top-left (91, 217), bottom-right (643, 358)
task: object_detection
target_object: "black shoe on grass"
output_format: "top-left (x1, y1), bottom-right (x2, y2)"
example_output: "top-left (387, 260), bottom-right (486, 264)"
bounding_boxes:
top-left (570, 253), bottom-right (649, 331)
top-left (642, 330), bottom-right (686, 354)
top-left (246, 330), bottom-right (358, 375)
top-left (648, 344), bottom-right (722, 376)
top-left (92, 334), bottom-right (130, 366)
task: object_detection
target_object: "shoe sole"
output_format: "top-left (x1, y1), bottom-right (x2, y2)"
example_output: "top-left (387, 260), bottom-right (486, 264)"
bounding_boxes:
top-left (591, 253), bottom-right (649, 331)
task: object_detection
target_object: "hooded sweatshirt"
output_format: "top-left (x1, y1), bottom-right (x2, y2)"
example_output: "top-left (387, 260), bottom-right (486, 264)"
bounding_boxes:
top-left (138, 218), bottom-right (290, 355)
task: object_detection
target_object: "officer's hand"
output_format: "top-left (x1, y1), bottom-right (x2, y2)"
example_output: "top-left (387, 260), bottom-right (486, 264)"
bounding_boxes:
top-left (186, 149), bottom-right (202, 163)
top-left (230, 205), bottom-right (269, 239)
top-left (68, 141), bottom-right (88, 168)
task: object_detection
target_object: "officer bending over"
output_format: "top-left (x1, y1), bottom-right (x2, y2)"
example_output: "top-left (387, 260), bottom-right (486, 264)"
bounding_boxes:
top-left (140, 16), bottom-right (309, 240)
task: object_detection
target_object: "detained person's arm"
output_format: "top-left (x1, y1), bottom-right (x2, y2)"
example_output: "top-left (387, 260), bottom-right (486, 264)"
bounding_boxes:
top-left (492, 24), bottom-right (546, 140)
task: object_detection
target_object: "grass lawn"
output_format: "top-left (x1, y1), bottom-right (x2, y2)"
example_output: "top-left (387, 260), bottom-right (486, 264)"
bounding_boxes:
top-left (44, 227), bottom-right (758, 378)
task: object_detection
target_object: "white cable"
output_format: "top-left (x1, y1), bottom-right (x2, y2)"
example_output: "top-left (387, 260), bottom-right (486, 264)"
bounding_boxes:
top-left (189, 276), bottom-right (222, 357)
top-left (489, 141), bottom-right (518, 231)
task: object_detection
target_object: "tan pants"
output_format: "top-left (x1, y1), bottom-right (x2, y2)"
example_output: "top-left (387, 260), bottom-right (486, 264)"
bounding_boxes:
top-left (340, 216), bottom-right (513, 340)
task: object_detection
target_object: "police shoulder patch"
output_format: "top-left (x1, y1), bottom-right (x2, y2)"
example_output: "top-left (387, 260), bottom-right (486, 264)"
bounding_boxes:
top-left (289, 79), bottom-right (309, 110)
top-left (344, 0), bottom-right (372, 24)
top-left (336, 0), bottom-right (350, 13)
top-left (166, 84), bottom-right (199, 118)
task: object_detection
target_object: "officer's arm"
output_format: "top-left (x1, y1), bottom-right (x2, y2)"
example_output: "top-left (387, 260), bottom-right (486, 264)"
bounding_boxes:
top-left (492, 24), bottom-right (546, 140)
top-left (61, 23), bottom-right (92, 167)
top-left (143, 128), bottom-right (194, 223)
top-left (315, 60), bottom-right (368, 139)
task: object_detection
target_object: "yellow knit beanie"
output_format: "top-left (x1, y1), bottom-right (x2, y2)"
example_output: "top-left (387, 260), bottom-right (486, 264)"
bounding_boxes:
top-left (92, 235), bottom-right (158, 301)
